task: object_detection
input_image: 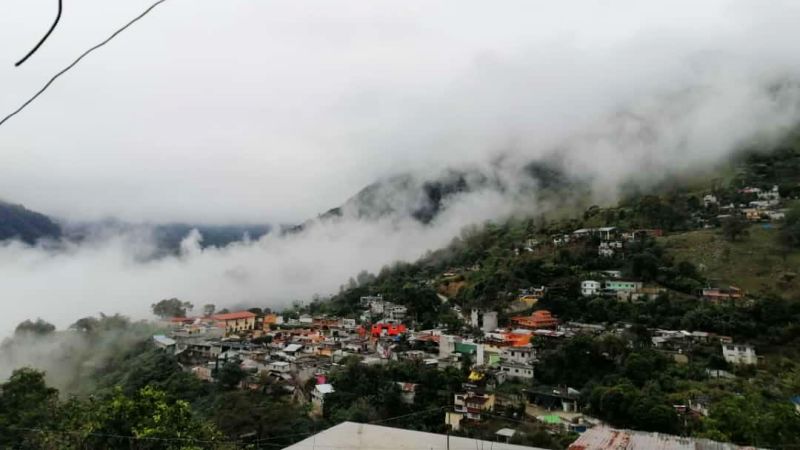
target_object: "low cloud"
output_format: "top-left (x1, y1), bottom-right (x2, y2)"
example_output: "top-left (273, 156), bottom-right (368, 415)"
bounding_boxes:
top-left (2, 1), bottom-right (800, 344)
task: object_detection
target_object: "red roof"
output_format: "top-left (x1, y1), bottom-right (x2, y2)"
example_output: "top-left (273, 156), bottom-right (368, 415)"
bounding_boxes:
top-left (212, 311), bottom-right (256, 320)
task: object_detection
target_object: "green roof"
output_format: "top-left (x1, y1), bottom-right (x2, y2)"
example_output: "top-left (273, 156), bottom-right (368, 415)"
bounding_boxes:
top-left (454, 342), bottom-right (477, 354)
top-left (539, 415), bottom-right (561, 425)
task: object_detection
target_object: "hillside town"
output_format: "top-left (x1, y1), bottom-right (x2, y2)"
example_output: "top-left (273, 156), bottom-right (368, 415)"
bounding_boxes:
top-left (154, 244), bottom-right (770, 450)
top-left (136, 180), bottom-right (800, 448)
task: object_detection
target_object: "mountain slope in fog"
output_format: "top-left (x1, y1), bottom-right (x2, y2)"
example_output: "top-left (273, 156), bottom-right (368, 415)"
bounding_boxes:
top-left (289, 158), bottom-right (587, 233)
top-left (0, 201), bottom-right (62, 244)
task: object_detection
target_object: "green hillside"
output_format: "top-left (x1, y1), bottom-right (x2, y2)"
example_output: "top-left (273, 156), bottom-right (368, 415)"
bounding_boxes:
top-left (661, 224), bottom-right (800, 300)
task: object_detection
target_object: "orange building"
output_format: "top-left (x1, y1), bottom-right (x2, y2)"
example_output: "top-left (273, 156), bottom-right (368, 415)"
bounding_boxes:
top-left (262, 313), bottom-right (280, 329)
top-left (511, 310), bottom-right (558, 330)
top-left (500, 330), bottom-right (532, 347)
top-left (358, 323), bottom-right (407, 337)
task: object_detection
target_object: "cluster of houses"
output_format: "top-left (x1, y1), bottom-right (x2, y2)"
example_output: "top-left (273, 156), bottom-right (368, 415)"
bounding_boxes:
top-left (149, 281), bottom-right (764, 441)
top-left (151, 298), bottom-right (611, 431)
top-left (550, 226), bottom-right (664, 253)
top-left (710, 185), bottom-right (788, 223)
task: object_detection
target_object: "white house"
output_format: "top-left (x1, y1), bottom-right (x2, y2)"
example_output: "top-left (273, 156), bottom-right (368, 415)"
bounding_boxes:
top-left (501, 346), bottom-right (535, 365)
top-left (722, 343), bottom-right (757, 365)
top-left (581, 280), bottom-right (601, 297)
top-left (312, 383), bottom-right (335, 416)
top-left (598, 243), bottom-right (615, 258)
top-left (266, 360), bottom-right (293, 374)
top-left (757, 185), bottom-right (780, 203)
top-left (386, 305), bottom-right (408, 322)
top-left (499, 361), bottom-right (534, 380)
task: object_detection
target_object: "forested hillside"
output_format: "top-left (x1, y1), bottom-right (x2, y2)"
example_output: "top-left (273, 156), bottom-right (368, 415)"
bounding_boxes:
top-left (0, 201), bottom-right (61, 244)
top-left (3, 138), bottom-right (800, 449)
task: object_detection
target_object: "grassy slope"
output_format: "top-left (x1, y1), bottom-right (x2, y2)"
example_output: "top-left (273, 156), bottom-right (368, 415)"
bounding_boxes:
top-left (659, 225), bottom-right (800, 300)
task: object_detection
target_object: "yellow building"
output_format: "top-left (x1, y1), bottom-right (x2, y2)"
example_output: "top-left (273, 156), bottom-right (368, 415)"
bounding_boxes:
top-left (212, 311), bottom-right (257, 334)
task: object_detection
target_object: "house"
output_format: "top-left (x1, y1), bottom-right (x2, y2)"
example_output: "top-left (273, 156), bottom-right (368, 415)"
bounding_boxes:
top-left (495, 428), bottom-right (517, 443)
top-left (395, 382), bottom-right (418, 404)
top-left (502, 346), bottom-right (535, 364)
top-left (722, 343), bottom-right (757, 365)
top-left (152, 334), bottom-right (176, 352)
top-left (581, 280), bottom-right (601, 297)
top-left (359, 295), bottom-right (383, 307)
top-left (266, 360), bottom-right (293, 375)
top-left (758, 185), bottom-right (781, 203)
top-left (604, 280), bottom-right (643, 293)
top-left (385, 305), bottom-right (408, 322)
top-left (598, 227), bottom-right (618, 240)
top-left (511, 310), bottom-right (558, 329)
top-left (311, 383), bottom-right (335, 416)
top-left (369, 323), bottom-right (407, 337)
top-left (704, 194), bottom-right (718, 207)
top-left (622, 286), bottom-right (666, 302)
top-left (212, 311), bottom-right (257, 334)
top-left (453, 391), bottom-right (495, 421)
top-left (282, 343), bottom-right (304, 359)
top-left (767, 210), bottom-right (786, 221)
top-left (299, 315), bottom-right (314, 324)
top-left (262, 313), bottom-right (284, 329)
top-left (527, 386), bottom-right (581, 413)
top-left (689, 395), bottom-right (711, 417)
top-left (743, 208), bottom-right (764, 221)
top-left (470, 309), bottom-right (499, 332)
top-left (701, 286), bottom-right (744, 303)
top-left (499, 361), bottom-right (534, 380)
top-left (598, 241), bottom-right (623, 257)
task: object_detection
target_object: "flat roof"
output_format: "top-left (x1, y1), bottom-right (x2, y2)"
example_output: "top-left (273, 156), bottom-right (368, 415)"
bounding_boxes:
top-left (567, 426), bottom-right (762, 450)
top-left (285, 422), bottom-right (548, 450)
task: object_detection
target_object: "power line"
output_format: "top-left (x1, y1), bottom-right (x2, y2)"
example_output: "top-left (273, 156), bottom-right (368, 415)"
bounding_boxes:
top-left (0, 0), bottom-right (170, 128)
top-left (15, 0), bottom-right (63, 67)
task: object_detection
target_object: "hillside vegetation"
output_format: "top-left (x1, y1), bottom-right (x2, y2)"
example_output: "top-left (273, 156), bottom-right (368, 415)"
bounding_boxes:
top-left (661, 224), bottom-right (800, 299)
top-left (0, 201), bottom-right (61, 244)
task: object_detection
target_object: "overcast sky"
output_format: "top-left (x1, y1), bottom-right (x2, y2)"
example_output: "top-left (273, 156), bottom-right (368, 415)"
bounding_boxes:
top-left (2, 0), bottom-right (799, 224)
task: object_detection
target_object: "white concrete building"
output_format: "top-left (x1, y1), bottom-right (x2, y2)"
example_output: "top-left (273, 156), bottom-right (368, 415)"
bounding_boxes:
top-left (311, 383), bottom-right (335, 416)
top-left (501, 346), bottom-right (535, 364)
top-left (266, 360), bottom-right (293, 374)
top-left (722, 343), bottom-right (757, 365)
top-left (500, 361), bottom-right (534, 380)
top-left (581, 280), bottom-right (601, 297)
top-left (482, 311), bottom-right (498, 332)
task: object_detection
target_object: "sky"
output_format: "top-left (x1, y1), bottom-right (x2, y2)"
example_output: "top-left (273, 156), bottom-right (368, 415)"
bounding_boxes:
top-left (2, 0), bottom-right (800, 336)
top-left (0, 0), bottom-right (798, 223)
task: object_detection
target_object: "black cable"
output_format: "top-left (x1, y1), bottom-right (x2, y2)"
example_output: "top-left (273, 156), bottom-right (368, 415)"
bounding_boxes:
top-left (15, 0), bottom-right (63, 67)
top-left (0, 0), bottom-right (170, 128)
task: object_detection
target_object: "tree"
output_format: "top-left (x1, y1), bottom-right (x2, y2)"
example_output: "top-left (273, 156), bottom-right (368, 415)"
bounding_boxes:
top-left (778, 203), bottom-right (800, 252)
top-left (0, 368), bottom-right (59, 448)
top-left (14, 318), bottom-right (55, 336)
top-left (151, 298), bottom-right (194, 318)
top-left (215, 360), bottom-right (247, 390)
top-left (203, 304), bottom-right (216, 316)
top-left (721, 216), bottom-right (749, 242)
top-left (56, 386), bottom-right (225, 450)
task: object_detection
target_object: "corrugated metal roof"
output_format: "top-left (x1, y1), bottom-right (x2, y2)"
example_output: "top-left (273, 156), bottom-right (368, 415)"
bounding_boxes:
top-left (568, 426), bottom-right (763, 450)
top-left (285, 422), bottom-right (548, 450)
